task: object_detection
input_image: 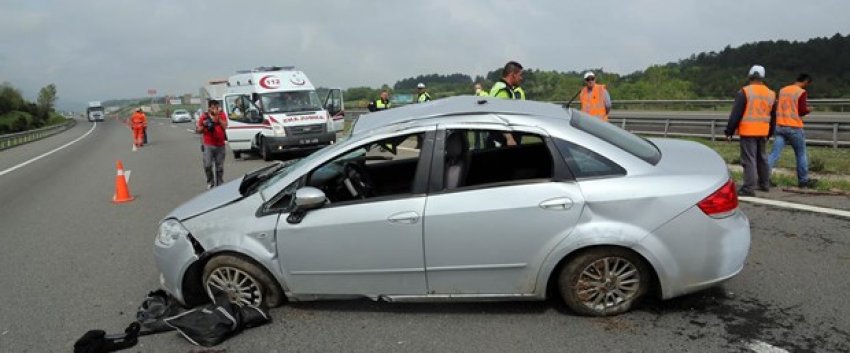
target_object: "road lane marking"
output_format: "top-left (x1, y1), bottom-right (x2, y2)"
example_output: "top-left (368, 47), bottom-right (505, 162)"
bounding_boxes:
top-left (0, 122), bottom-right (96, 177)
top-left (747, 340), bottom-right (789, 353)
top-left (740, 196), bottom-right (850, 219)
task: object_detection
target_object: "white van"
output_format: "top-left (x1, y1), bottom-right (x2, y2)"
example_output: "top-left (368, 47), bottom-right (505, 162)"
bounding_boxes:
top-left (222, 66), bottom-right (344, 160)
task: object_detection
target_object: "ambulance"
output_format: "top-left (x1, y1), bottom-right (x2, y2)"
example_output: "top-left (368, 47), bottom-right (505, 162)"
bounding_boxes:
top-left (222, 66), bottom-right (344, 160)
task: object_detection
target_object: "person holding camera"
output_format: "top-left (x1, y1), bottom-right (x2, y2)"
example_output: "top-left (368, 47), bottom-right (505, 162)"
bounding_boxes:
top-left (196, 100), bottom-right (229, 189)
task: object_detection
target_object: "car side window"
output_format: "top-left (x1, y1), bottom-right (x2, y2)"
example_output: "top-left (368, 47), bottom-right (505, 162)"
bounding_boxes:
top-left (443, 129), bottom-right (553, 190)
top-left (553, 139), bottom-right (626, 178)
top-left (225, 95), bottom-right (248, 123)
top-left (306, 132), bottom-right (425, 204)
top-left (225, 95), bottom-right (261, 123)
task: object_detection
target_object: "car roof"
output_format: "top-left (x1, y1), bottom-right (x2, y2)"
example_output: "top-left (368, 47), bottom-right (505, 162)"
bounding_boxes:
top-left (351, 96), bottom-right (572, 135)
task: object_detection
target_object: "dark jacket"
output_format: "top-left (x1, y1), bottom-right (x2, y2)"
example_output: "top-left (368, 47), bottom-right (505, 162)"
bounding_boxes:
top-left (724, 88), bottom-right (777, 138)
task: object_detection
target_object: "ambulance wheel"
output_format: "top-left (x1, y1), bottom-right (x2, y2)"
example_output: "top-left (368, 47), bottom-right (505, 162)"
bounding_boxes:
top-left (260, 138), bottom-right (273, 161)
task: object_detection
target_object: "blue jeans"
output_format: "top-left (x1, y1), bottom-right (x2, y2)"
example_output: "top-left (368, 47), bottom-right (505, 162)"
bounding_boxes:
top-left (768, 126), bottom-right (810, 184)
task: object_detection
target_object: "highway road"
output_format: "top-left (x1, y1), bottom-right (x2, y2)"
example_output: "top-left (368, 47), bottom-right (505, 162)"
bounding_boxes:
top-left (0, 117), bottom-right (849, 352)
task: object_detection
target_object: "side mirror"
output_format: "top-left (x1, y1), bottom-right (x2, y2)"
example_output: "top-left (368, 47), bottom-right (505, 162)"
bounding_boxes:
top-left (287, 187), bottom-right (326, 224)
top-left (294, 187), bottom-right (326, 209)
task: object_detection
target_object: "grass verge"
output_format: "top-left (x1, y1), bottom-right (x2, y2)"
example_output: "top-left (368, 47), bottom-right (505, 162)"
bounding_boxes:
top-left (681, 137), bottom-right (850, 193)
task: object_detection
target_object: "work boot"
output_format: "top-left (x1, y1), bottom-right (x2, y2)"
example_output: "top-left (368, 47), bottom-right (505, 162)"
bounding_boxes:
top-left (737, 188), bottom-right (755, 197)
top-left (799, 179), bottom-right (819, 189)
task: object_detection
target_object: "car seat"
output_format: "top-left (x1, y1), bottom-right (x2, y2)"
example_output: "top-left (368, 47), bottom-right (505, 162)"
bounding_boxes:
top-left (444, 131), bottom-right (470, 189)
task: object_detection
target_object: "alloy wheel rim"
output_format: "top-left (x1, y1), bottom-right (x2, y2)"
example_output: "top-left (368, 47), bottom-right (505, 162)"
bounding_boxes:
top-left (575, 257), bottom-right (640, 311)
top-left (205, 267), bottom-right (263, 306)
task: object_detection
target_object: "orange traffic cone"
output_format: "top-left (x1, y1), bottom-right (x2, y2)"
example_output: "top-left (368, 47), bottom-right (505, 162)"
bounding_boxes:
top-left (113, 160), bottom-right (135, 203)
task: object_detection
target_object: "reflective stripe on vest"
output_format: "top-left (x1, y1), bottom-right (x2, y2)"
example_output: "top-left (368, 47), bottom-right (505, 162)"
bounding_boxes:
top-left (375, 99), bottom-right (390, 109)
top-left (513, 86), bottom-right (525, 100)
top-left (776, 85), bottom-right (804, 128)
top-left (580, 84), bottom-right (608, 121)
top-left (740, 84), bottom-right (776, 137)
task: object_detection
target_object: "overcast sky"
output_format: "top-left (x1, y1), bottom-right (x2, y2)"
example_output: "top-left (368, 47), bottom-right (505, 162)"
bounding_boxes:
top-left (1, 0), bottom-right (847, 109)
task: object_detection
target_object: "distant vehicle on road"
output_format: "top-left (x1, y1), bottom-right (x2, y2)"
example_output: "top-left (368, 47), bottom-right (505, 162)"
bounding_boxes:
top-left (171, 109), bottom-right (192, 123)
top-left (154, 97), bottom-right (750, 317)
top-left (87, 101), bottom-right (104, 122)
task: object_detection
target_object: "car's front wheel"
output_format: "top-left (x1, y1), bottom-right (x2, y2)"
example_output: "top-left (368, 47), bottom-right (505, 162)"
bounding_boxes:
top-left (558, 247), bottom-right (650, 316)
top-left (202, 255), bottom-right (285, 307)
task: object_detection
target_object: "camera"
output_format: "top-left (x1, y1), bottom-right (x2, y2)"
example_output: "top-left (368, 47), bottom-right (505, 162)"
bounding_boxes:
top-left (203, 116), bottom-right (215, 132)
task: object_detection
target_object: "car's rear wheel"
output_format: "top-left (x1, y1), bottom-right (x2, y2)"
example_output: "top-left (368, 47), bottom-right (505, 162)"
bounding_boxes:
top-left (202, 254), bottom-right (285, 307)
top-left (558, 247), bottom-right (650, 316)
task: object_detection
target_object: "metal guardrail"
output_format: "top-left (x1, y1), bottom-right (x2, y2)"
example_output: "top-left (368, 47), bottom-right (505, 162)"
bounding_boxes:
top-left (0, 119), bottom-right (77, 150)
top-left (606, 112), bottom-right (850, 148)
top-left (556, 98), bottom-right (850, 112)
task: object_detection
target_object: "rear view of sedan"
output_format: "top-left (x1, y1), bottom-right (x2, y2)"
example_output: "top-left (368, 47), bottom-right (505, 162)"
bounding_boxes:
top-left (171, 109), bottom-right (192, 123)
top-left (153, 97), bottom-right (750, 316)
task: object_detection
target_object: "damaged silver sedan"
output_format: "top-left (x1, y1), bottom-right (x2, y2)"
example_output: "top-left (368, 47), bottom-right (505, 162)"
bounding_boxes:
top-left (154, 96), bottom-right (750, 316)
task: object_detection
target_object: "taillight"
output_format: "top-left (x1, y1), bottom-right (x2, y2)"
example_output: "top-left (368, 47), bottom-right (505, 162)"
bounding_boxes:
top-left (698, 179), bottom-right (739, 217)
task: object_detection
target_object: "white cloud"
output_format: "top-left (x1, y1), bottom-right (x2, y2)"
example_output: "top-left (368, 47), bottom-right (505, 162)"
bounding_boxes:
top-left (0, 0), bottom-right (847, 106)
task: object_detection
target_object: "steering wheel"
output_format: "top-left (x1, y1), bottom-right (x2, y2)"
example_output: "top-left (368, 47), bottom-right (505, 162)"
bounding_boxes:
top-left (343, 162), bottom-right (374, 199)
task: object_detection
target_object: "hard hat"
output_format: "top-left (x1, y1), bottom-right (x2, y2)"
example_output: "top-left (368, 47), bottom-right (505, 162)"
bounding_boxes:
top-left (583, 71), bottom-right (595, 79)
top-left (748, 65), bottom-right (766, 79)
top-left (417, 83), bottom-right (426, 89)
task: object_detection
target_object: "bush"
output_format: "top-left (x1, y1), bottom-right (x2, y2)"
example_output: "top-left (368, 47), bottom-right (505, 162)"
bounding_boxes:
top-left (0, 111), bottom-right (33, 134)
top-left (809, 156), bottom-right (826, 172)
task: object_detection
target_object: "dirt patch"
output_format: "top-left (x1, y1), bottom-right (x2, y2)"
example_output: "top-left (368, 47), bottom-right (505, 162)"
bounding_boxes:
top-left (639, 288), bottom-right (850, 352)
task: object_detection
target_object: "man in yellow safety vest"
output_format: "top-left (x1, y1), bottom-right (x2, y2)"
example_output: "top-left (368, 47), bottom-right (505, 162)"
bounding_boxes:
top-left (489, 61), bottom-right (524, 100)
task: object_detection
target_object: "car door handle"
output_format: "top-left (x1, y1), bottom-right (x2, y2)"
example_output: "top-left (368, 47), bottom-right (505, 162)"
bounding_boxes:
top-left (539, 197), bottom-right (574, 211)
top-left (388, 211), bottom-right (420, 224)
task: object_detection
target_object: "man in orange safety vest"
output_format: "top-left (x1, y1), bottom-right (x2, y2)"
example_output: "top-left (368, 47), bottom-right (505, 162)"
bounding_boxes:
top-left (579, 71), bottom-right (611, 121)
top-left (130, 108), bottom-right (147, 148)
top-left (724, 65), bottom-right (777, 197)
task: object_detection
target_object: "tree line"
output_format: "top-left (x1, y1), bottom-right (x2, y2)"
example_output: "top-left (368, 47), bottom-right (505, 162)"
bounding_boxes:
top-left (344, 32), bottom-right (850, 105)
top-left (0, 82), bottom-right (60, 134)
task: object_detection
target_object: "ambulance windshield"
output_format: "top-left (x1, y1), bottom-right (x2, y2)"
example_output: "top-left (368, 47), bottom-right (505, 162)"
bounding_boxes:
top-left (260, 90), bottom-right (322, 114)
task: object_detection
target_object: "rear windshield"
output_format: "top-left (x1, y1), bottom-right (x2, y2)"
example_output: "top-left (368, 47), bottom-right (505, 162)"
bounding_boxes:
top-left (569, 110), bottom-right (661, 165)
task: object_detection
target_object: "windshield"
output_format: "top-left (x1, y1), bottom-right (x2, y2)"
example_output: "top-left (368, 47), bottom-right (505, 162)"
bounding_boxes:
top-left (174, 109), bottom-right (188, 114)
top-left (256, 142), bottom-right (344, 193)
top-left (260, 90), bottom-right (322, 114)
